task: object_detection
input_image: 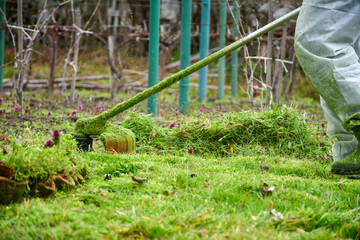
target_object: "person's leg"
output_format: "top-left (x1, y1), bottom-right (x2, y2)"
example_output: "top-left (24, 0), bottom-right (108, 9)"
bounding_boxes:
top-left (295, 0), bottom-right (360, 175)
top-left (321, 97), bottom-right (357, 162)
top-left (295, 0), bottom-right (360, 130)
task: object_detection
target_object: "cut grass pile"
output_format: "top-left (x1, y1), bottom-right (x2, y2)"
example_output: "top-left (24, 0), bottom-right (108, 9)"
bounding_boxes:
top-left (121, 106), bottom-right (331, 159)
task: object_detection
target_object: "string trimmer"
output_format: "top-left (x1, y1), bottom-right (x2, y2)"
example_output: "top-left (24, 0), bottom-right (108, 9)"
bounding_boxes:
top-left (72, 7), bottom-right (301, 153)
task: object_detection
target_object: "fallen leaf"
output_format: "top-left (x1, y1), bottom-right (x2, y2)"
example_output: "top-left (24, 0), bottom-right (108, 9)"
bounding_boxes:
top-left (262, 179), bottom-right (269, 187)
top-left (188, 147), bottom-right (194, 154)
top-left (201, 230), bottom-right (207, 237)
top-left (260, 163), bottom-right (269, 172)
top-left (104, 174), bottom-right (112, 180)
top-left (270, 209), bottom-right (283, 221)
top-left (131, 176), bottom-right (148, 184)
top-left (203, 182), bottom-right (211, 188)
top-left (260, 187), bottom-right (267, 195)
top-left (114, 227), bottom-right (130, 233)
top-left (268, 186), bottom-right (275, 193)
top-left (261, 185), bottom-right (275, 196)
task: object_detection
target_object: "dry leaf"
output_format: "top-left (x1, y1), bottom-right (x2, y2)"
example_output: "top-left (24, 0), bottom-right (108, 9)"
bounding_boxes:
top-left (203, 182), bottom-right (211, 188)
top-left (262, 179), bottom-right (269, 187)
top-left (261, 185), bottom-right (275, 196)
top-left (104, 174), bottom-right (112, 180)
top-left (260, 187), bottom-right (268, 195)
top-left (131, 176), bottom-right (148, 184)
top-left (201, 230), bottom-right (207, 237)
top-left (260, 163), bottom-right (269, 172)
top-left (268, 186), bottom-right (275, 193)
top-left (270, 209), bottom-right (283, 221)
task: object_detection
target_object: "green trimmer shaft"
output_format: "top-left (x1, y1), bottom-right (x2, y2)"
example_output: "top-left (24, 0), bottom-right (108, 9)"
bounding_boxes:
top-left (72, 7), bottom-right (301, 153)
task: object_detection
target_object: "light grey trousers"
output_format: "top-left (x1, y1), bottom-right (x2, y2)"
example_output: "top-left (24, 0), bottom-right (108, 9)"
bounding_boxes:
top-left (294, 0), bottom-right (360, 161)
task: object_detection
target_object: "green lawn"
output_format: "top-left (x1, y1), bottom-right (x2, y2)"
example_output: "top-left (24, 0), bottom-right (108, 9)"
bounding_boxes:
top-left (1, 153), bottom-right (359, 239)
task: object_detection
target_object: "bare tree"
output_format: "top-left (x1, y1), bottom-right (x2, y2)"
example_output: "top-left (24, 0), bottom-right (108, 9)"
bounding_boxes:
top-left (48, 26), bottom-right (58, 94)
top-left (8, 0), bottom-right (70, 109)
top-left (95, 0), bottom-right (124, 101)
top-left (107, 0), bottom-right (119, 101)
top-left (285, 53), bottom-right (298, 100)
top-left (15, 0), bottom-right (24, 110)
top-left (272, 25), bottom-right (288, 106)
top-left (265, 0), bottom-right (274, 107)
top-left (70, 8), bottom-right (82, 105)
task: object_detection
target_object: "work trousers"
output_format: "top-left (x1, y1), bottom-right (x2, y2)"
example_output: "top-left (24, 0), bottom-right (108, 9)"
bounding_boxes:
top-left (294, 0), bottom-right (360, 161)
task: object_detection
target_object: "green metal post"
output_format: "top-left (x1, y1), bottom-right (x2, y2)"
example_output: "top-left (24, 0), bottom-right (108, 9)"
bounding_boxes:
top-left (217, 0), bottom-right (226, 99)
top-left (231, 0), bottom-right (239, 97)
top-left (0, 0), bottom-right (5, 89)
top-left (198, 0), bottom-right (211, 102)
top-left (147, 0), bottom-right (160, 116)
top-left (179, 0), bottom-right (192, 114)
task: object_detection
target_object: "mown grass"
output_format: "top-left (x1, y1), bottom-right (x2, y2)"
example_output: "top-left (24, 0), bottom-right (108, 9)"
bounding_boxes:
top-left (1, 153), bottom-right (359, 239)
top-left (120, 106), bottom-right (330, 160)
top-left (0, 88), bottom-right (359, 239)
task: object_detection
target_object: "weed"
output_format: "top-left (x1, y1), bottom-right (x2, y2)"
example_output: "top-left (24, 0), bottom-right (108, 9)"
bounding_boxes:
top-left (1, 133), bottom-right (87, 187)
